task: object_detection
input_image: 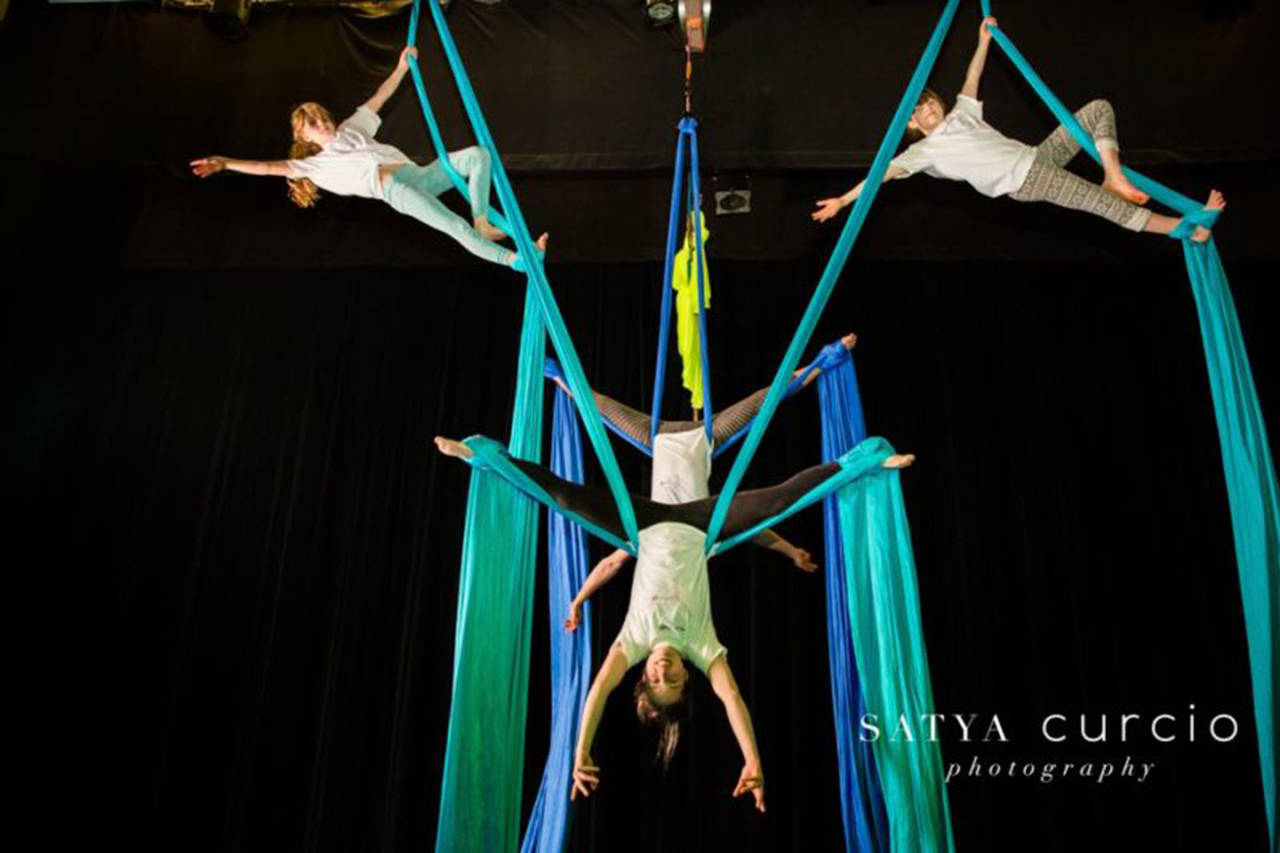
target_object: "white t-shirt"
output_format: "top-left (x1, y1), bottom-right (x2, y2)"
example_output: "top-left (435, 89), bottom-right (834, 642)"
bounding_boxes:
top-left (286, 106), bottom-right (412, 201)
top-left (612, 427), bottom-right (727, 674)
top-left (890, 95), bottom-right (1036, 198)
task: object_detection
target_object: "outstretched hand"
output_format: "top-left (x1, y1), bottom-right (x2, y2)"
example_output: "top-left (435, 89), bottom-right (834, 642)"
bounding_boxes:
top-left (978, 15), bottom-right (998, 42)
top-left (190, 156), bottom-right (227, 178)
top-left (812, 197), bottom-right (846, 223)
top-left (564, 600), bottom-right (583, 632)
top-left (792, 548), bottom-right (818, 573)
top-left (733, 763), bottom-right (766, 813)
top-left (571, 755), bottom-right (600, 801)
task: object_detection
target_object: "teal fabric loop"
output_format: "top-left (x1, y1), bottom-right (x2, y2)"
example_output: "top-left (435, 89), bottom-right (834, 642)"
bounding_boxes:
top-left (1168, 207), bottom-right (1221, 241)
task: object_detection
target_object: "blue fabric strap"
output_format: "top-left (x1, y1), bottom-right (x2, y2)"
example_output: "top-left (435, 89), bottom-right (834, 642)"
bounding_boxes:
top-left (711, 437), bottom-right (897, 556)
top-left (414, 0), bottom-right (641, 548)
top-left (460, 435), bottom-right (636, 555)
top-left (702, 0), bottom-right (964, 550)
top-left (519, 389), bottom-right (594, 853)
top-left (816, 355), bottom-right (890, 853)
top-left (980, 6), bottom-right (1275, 845)
top-left (651, 117), bottom-right (714, 442)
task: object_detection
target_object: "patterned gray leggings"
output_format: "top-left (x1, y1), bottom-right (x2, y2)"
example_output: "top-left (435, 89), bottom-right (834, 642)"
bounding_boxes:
top-left (1009, 99), bottom-right (1152, 232)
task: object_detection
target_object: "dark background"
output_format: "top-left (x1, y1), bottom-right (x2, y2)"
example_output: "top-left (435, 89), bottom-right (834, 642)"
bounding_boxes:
top-left (3, 1), bottom-right (1277, 851)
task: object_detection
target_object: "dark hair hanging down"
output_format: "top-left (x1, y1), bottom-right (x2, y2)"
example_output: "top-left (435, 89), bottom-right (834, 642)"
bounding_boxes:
top-left (633, 676), bottom-right (689, 769)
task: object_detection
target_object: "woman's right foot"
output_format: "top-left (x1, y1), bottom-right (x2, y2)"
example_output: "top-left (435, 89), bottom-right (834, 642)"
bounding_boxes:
top-left (1191, 189), bottom-right (1226, 243)
top-left (434, 436), bottom-right (474, 460)
top-left (882, 453), bottom-right (915, 469)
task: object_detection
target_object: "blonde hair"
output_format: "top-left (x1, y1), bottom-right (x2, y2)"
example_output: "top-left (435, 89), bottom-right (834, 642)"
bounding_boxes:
top-left (634, 673), bottom-right (688, 769)
top-left (287, 102), bottom-right (334, 209)
top-left (905, 87), bottom-right (947, 143)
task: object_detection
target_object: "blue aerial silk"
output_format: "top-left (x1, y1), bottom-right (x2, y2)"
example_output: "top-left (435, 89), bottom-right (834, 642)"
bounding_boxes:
top-left (816, 346), bottom-right (891, 853)
top-left (978, 6), bottom-right (1277, 846)
top-left (408, 0), bottom-right (641, 549)
top-left (521, 389), bottom-right (594, 853)
top-left (436, 289), bottom-right (546, 853)
top-left (651, 116), bottom-right (714, 443)
top-left (835, 441), bottom-right (955, 853)
top-left (702, 0), bottom-right (964, 548)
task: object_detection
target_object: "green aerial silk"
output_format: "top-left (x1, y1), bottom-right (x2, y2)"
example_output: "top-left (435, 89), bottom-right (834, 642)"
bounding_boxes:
top-left (835, 440), bottom-right (954, 853)
top-left (435, 289), bottom-right (546, 852)
top-left (674, 209), bottom-right (711, 411)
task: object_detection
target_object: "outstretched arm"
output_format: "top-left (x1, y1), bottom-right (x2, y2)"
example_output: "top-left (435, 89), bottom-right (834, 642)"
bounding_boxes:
top-left (960, 16), bottom-right (997, 100)
top-left (708, 655), bottom-right (765, 812)
top-left (571, 646), bottom-right (631, 801)
top-left (565, 549), bottom-right (631, 631)
top-left (362, 46), bottom-right (418, 116)
top-left (190, 157), bottom-right (294, 178)
top-left (812, 165), bottom-right (909, 222)
top-left (749, 529), bottom-right (817, 571)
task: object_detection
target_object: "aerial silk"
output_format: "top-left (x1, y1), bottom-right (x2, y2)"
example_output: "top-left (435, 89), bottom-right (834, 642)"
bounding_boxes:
top-left (674, 208), bottom-right (712, 412)
top-left (701, 0), bottom-right (964, 548)
top-left (435, 289), bottom-right (546, 853)
top-left (978, 5), bottom-right (1278, 846)
top-left (520, 388), bottom-right (594, 853)
top-left (816, 345), bottom-right (891, 853)
top-left (652, 115), bottom-right (714, 444)
top-left (836, 451), bottom-right (955, 853)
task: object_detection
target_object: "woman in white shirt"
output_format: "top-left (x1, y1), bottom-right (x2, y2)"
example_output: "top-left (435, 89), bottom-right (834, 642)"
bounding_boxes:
top-left (191, 47), bottom-right (547, 270)
top-left (433, 431), bottom-right (913, 814)
top-left (813, 17), bottom-right (1225, 241)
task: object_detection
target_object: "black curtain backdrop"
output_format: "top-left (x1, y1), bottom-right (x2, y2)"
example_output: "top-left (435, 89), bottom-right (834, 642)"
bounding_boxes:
top-left (14, 259), bottom-right (1276, 852)
top-left (3, 1), bottom-right (1278, 852)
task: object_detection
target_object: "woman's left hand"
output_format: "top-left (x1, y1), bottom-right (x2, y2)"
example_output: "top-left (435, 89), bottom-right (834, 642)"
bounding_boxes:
top-left (978, 15), bottom-right (998, 42)
top-left (733, 763), bottom-right (766, 812)
top-left (190, 156), bottom-right (227, 178)
top-left (397, 46), bottom-right (419, 73)
top-left (791, 548), bottom-right (818, 573)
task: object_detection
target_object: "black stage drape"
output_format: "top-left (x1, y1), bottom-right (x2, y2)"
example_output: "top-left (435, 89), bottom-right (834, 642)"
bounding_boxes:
top-left (12, 258), bottom-right (1276, 852)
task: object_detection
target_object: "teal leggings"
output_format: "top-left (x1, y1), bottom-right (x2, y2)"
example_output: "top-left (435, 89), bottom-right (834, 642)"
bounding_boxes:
top-left (382, 147), bottom-right (515, 267)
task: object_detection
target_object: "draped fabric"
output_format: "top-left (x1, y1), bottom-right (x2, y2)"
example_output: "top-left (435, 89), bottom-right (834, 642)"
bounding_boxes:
top-left (521, 388), bottom-right (594, 853)
top-left (978, 5), bottom-right (1277, 844)
top-left (1184, 240), bottom-right (1280, 851)
top-left (836, 449), bottom-right (955, 853)
top-left (674, 209), bottom-right (711, 412)
top-left (435, 289), bottom-right (545, 852)
top-left (816, 351), bottom-right (890, 853)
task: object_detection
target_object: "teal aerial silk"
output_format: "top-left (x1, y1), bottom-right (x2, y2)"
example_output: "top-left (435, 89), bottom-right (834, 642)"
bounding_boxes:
top-left (979, 5), bottom-right (1277, 845)
top-left (835, 441), bottom-right (955, 853)
top-left (435, 289), bottom-right (546, 853)
top-left (702, 0), bottom-right (963, 548)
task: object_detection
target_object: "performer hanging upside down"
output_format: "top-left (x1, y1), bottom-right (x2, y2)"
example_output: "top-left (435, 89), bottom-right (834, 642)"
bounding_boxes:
top-left (812, 17), bottom-right (1225, 241)
top-left (190, 47), bottom-right (548, 270)
top-left (547, 332), bottom-right (860, 590)
top-left (434, 336), bottom-right (908, 815)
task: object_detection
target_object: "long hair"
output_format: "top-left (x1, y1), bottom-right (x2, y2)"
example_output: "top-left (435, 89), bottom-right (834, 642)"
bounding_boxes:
top-left (287, 102), bottom-right (333, 209)
top-left (634, 674), bottom-right (689, 769)
top-left (904, 87), bottom-right (947, 143)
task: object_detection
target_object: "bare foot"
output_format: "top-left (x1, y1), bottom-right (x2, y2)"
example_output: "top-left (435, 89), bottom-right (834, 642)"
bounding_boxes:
top-left (882, 453), bottom-right (915, 469)
top-left (433, 436), bottom-right (474, 460)
top-left (1191, 189), bottom-right (1226, 243)
top-left (796, 332), bottom-right (859, 385)
top-left (1101, 175), bottom-right (1149, 206)
top-left (535, 232), bottom-right (549, 253)
top-left (475, 217), bottom-right (508, 242)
